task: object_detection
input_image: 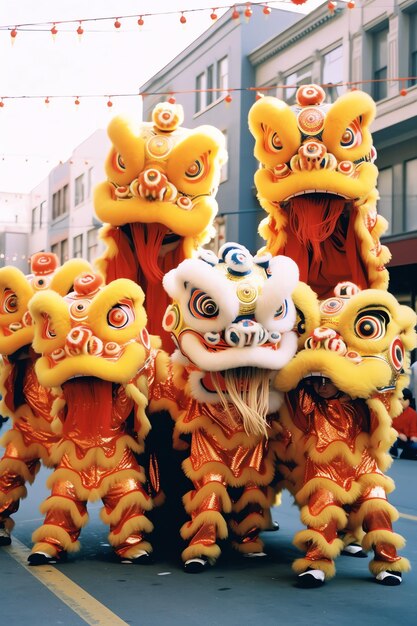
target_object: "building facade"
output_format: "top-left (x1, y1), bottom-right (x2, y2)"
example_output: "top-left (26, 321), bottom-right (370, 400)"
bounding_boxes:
top-left (28, 129), bottom-right (109, 267)
top-left (0, 191), bottom-right (30, 271)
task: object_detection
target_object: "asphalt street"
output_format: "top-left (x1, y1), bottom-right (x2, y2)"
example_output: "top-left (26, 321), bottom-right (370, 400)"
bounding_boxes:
top-left (0, 433), bottom-right (416, 626)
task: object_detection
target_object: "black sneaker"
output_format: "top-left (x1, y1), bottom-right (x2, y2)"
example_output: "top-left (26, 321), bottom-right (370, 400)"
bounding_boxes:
top-left (28, 551), bottom-right (65, 566)
top-left (120, 550), bottom-right (154, 565)
top-left (0, 524), bottom-right (11, 547)
top-left (183, 556), bottom-right (209, 573)
top-left (375, 570), bottom-right (402, 586)
top-left (341, 543), bottom-right (368, 558)
top-left (297, 567), bottom-right (325, 588)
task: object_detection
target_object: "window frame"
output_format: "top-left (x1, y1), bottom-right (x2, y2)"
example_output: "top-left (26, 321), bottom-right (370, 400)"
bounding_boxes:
top-left (372, 26), bottom-right (388, 102)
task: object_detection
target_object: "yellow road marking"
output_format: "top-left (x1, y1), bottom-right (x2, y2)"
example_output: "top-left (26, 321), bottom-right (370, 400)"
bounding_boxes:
top-left (399, 512), bottom-right (417, 522)
top-left (5, 537), bottom-right (130, 626)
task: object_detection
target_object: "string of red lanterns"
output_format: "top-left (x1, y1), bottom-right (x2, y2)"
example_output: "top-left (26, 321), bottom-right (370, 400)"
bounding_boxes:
top-left (3, 1), bottom-right (354, 42)
top-left (0, 75), bottom-right (415, 109)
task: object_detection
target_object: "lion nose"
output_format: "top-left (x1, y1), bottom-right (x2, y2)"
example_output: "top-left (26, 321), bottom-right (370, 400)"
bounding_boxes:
top-left (225, 320), bottom-right (269, 348)
top-left (132, 168), bottom-right (177, 202)
top-left (291, 140), bottom-right (337, 172)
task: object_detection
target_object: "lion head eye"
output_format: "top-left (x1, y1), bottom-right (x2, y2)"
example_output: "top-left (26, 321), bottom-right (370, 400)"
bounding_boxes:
top-left (341, 118), bottom-right (362, 149)
top-left (274, 299), bottom-right (288, 320)
top-left (354, 310), bottom-right (389, 339)
top-left (390, 337), bottom-right (405, 372)
top-left (189, 288), bottom-right (219, 319)
top-left (2, 289), bottom-right (18, 314)
top-left (107, 304), bottom-right (133, 329)
top-left (261, 124), bottom-right (283, 153)
top-left (185, 152), bottom-right (210, 182)
top-left (185, 159), bottom-right (205, 180)
top-left (112, 152), bottom-right (126, 172)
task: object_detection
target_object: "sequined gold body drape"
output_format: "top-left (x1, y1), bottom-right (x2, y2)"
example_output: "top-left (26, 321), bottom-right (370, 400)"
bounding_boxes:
top-left (285, 388), bottom-right (409, 579)
top-left (176, 398), bottom-right (279, 564)
top-left (30, 353), bottom-right (163, 560)
top-left (0, 355), bottom-right (58, 531)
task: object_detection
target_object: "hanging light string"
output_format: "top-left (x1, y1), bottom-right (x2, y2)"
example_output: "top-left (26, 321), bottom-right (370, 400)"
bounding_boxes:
top-left (0, 0), bottom-right (348, 39)
top-left (0, 76), bottom-right (415, 108)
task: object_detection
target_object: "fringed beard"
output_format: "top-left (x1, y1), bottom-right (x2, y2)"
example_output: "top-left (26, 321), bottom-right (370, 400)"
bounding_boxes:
top-left (130, 222), bottom-right (168, 284)
top-left (210, 367), bottom-right (270, 438)
top-left (288, 195), bottom-right (346, 262)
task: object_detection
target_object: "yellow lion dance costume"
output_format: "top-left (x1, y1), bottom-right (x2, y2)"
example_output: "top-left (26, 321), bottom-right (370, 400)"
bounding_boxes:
top-left (94, 101), bottom-right (228, 533)
top-left (249, 83), bottom-right (416, 587)
top-left (274, 281), bottom-right (416, 587)
top-left (248, 84), bottom-right (390, 297)
top-left (26, 271), bottom-right (169, 565)
top-left (94, 101), bottom-right (227, 352)
top-left (0, 253), bottom-right (93, 546)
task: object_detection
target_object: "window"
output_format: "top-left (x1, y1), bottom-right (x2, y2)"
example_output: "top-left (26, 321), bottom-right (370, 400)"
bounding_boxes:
top-left (63, 185), bottom-right (69, 213)
top-left (322, 46), bottom-right (344, 102)
top-left (87, 228), bottom-right (99, 262)
top-left (284, 65), bottom-right (313, 104)
top-left (372, 27), bottom-right (388, 101)
top-left (52, 184), bottom-right (69, 219)
top-left (75, 174), bottom-right (85, 206)
top-left (61, 239), bottom-right (69, 264)
top-left (207, 65), bottom-right (214, 106)
top-left (217, 57), bottom-right (228, 99)
top-left (87, 167), bottom-right (94, 198)
top-left (73, 234), bottom-right (83, 258)
top-left (52, 240), bottom-right (69, 264)
top-left (52, 193), bottom-right (58, 219)
top-left (195, 58), bottom-right (228, 113)
top-left (410, 12), bottom-right (417, 87)
top-left (39, 201), bottom-right (46, 227)
top-left (377, 168), bottom-right (393, 236)
top-left (31, 206), bottom-right (39, 233)
top-left (405, 158), bottom-right (417, 231)
top-left (196, 72), bottom-right (207, 112)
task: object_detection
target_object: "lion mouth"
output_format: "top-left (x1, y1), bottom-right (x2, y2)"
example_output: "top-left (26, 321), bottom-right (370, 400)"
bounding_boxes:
top-left (281, 189), bottom-right (349, 202)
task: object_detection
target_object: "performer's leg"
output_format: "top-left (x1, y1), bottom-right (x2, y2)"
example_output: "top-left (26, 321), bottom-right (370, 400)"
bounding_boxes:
top-left (0, 437), bottom-right (40, 545)
top-left (28, 479), bottom-right (87, 565)
top-left (229, 484), bottom-right (273, 556)
top-left (293, 488), bottom-right (346, 587)
top-left (101, 476), bottom-right (153, 564)
top-left (350, 486), bottom-right (410, 586)
top-left (339, 504), bottom-right (367, 558)
top-left (181, 473), bottom-right (231, 572)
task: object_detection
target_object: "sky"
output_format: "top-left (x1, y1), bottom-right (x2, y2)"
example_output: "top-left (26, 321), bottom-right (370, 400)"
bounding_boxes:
top-left (0, 0), bottom-right (321, 194)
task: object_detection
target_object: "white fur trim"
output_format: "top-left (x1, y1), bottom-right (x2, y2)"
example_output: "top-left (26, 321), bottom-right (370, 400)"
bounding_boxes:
top-left (180, 330), bottom-right (297, 372)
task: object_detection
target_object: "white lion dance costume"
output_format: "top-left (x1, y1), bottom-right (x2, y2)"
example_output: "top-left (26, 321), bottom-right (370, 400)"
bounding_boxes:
top-left (0, 253), bottom-right (93, 546)
top-left (161, 243), bottom-right (299, 572)
top-left (26, 272), bottom-right (169, 565)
